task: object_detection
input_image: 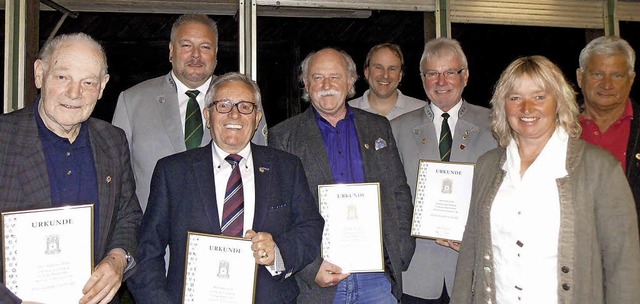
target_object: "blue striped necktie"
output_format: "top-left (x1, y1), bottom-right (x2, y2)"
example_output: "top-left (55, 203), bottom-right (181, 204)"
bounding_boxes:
top-left (221, 154), bottom-right (244, 237)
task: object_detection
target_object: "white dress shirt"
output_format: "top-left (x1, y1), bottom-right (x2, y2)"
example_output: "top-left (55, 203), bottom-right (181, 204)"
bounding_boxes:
top-left (172, 72), bottom-right (212, 134)
top-left (491, 128), bottom-right (568, 303)
top-left (430, 100), bottom-right (462, 138)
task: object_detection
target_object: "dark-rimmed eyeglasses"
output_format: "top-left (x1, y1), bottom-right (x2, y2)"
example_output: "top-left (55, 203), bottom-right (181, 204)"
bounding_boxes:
top-left (210, 100), bottom-right (257, 114)
top-left (422, 68), bottom-right (466, 80)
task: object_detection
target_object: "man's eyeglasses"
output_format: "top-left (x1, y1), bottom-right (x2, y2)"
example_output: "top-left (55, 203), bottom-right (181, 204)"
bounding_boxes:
top-left (210, 100), bottom-right (258, 114)
top-left (422, 68), bottom-right (466, 80)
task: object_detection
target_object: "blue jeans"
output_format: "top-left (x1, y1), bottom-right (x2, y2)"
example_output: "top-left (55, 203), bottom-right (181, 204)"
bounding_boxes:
top-left (333, 273), bottom-right (397, 304)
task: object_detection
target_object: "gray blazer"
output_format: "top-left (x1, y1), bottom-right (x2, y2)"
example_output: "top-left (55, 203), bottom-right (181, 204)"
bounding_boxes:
top-left (112, 72), bottom-right (268, 211)
top-left (0, 103), bottom-right (142, 302)
top-left (269, 106), bottom-right (415, 302)
top-left (390, 101), bottom-right (497, 299)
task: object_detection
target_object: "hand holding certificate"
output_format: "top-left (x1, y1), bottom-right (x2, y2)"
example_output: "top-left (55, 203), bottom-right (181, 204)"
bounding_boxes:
top-left (411, 160), bottom-right (475, 241)
top-left (318, 183), bottom-right (384, 273)
top-left (2, 205), bottom-right (93, 304)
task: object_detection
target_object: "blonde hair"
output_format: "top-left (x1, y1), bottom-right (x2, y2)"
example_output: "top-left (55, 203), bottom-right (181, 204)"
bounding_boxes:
top-left (491, 55), bottom-right (581, 147)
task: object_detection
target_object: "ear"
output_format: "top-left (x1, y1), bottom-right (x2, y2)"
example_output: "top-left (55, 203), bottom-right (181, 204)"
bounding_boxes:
top-left (462, 68), bottom-right (470, 87)
top-left (254, 109), bottom-right (263, 131)
top-left (168, 42), bottom-right (174, 62)
top-left (363, 66), bottom-right (370, 81)
top-left (34, 59), bottom-right (44, 89)
top-left (97, 74), bottom-right (110, 100)
top-left (576, 68), bottom-right (583, 89)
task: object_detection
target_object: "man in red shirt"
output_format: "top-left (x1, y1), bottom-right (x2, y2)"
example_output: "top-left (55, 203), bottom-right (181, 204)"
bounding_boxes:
top-left (577, 36), bottom-right (639, 229)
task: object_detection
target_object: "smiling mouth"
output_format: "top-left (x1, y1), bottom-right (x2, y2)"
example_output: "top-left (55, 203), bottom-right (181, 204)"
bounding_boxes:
top-left (225, 124), bottom-right (243, 130)
top-left (520, 117), bottom-right (539, 122)
top-left (61, 104), bottom-right (81, 109)
top-left (377, 81), bottom-right (390, 85)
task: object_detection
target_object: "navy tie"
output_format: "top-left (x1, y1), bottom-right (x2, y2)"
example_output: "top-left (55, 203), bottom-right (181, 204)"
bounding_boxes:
top-left (221, 154), bottom-right (244, 237)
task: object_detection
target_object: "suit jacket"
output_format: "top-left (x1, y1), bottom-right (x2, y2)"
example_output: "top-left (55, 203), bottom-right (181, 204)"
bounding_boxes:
top-left (626, 100), bottom-right (640, 229)
top-left (112, 72), bottom-right (268, 211)
top-left (0, 103), bottom-right (142, 303)
top-left (390, 101), bottom-right (497, 299)
top-left (269, 107), bottom-right (415, 302)
top-left (127, 143), bottom-right (324, 304)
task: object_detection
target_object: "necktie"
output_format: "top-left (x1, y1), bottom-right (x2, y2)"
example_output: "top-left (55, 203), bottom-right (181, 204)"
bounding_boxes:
top-left (184, 90), bottom-right (203, 150)
top-left (221, 154), bottom-right (244, 237)
top-left (439, 112), bottom-right (452, 162)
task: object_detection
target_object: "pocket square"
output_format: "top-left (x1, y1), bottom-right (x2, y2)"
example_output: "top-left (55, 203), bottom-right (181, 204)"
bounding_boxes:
top-left (375, 138), bottom-right (387, 150)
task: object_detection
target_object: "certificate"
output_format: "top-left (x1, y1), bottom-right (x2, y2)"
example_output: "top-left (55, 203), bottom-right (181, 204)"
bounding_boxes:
top-left (318, 183), bottom-right (383, 273)
top-left (411, 160), bottom-right (475, 241)
top-left (183, 232), bottom-right (257, 304)
top-left (2, 204), bottom-right (93, 304)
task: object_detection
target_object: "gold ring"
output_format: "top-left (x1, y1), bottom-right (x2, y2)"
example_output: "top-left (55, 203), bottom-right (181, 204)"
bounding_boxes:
top-left (261, 251), bottom-right (268, 259)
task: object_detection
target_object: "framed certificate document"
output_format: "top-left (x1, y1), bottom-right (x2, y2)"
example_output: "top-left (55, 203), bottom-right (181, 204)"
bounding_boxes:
top-left (411, 160), bottom-right (475, 241)
top-left (2, 204), bottom-right (94, 303)
top-left (318, 183), bottom-right (383, 273)
top-left (183, 232), bottom-right (257, 304)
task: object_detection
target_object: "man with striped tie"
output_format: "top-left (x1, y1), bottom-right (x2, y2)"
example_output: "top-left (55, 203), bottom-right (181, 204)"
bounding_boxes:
top-left (128, 72), bottom-right (324, 304)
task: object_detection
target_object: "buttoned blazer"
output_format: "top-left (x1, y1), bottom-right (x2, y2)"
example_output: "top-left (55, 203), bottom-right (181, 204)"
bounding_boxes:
top-left (390, 101), bottom-right (497, 298)
top-left (112, 72), bottom-right (268, 212)
top-left (127, 143), bottom-right (324, 304)
top-left (0, 103), bottom-right (142, 303)
top-left (269, 107), bottom-right (415, 302)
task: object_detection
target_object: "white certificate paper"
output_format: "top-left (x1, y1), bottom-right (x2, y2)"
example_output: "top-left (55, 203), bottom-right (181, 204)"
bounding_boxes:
top-left (2, 205), bottom-right (93, 304)
top-left (183, 232), bottom-right (257, 304)
top-left (411, 160), bottom-right (475, 241)
top-left (318, 183), bottom-right (383, 273)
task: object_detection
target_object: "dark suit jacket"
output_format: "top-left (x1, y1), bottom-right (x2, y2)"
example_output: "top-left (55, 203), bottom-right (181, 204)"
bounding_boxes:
top-left (127, 143), bottom-right (324, 304)
top-left (0, 104), bottom-right (142, 303)
top-left (627, 100), bottom-right (640, 229)
top-left (269, 107), bottom-right (416, 302)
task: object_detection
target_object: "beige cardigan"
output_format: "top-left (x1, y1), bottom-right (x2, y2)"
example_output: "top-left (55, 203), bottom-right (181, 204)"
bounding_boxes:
top-left (451, 138), bottom-right (640, 304)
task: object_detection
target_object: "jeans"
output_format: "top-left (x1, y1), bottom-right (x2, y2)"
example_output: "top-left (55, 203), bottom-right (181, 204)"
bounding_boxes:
top-left (333, 273), bottom-right (397, 304)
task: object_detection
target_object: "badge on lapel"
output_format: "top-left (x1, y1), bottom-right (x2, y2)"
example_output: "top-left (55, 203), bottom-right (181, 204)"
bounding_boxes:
top-left (259, 167), bottom-right (270, 173)
top-left (375, 138), bottom-right (387, 151)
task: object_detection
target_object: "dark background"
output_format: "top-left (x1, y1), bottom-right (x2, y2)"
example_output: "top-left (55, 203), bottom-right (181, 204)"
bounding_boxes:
top-left (11, 11), bottom-right (640, 126)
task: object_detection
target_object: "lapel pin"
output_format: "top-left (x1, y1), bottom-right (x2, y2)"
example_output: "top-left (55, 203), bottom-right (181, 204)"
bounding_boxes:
top-left (460, 144), bottom-right (466, 150)
top-left (636, 153), bottom-right (640, 160)
top-left (421, 138), bottom-right (428, 144)
top-left (106, 176), bottom-right (112, 183)
top-left (158, 96), bottom-right (166, 103)
top-left (259, 167), bottom-right (269, 173)
top-left (463, 130), bottom-right (470, 140)
top-left (364, 143), bottom-right (370, 149)
top-left (375, 138), bottom-right (387, 150)
top-left (412, 129), bottom-right (420, 135)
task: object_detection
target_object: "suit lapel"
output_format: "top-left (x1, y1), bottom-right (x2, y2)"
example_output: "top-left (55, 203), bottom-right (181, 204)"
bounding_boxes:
top-left (452, 102), bottom-right (481, 158)
top-left (16, 105), bottom-right (52, 206)
top-left (298, 108), bottom-right (334, 184)
top-left (87, 121), bottom-right (114, 255)
top-left (156, 73), bottom-right (187, 152)
top-left (192, 145), bottom-right (222, 232)
top-left (251, 144), bottom-right (271, 231)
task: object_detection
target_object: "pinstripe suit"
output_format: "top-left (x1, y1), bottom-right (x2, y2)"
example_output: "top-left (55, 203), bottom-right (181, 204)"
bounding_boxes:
top-left (0, 103), bottom-right (142, 303)
top-left (269, 107), bottom-right (415, 302)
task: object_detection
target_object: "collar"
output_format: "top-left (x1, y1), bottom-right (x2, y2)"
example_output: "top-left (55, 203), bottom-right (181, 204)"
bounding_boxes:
top-left (34, 98), bottom-right (91, 147)
top-left (312, 104), bottom-right (355, 127)
top-left (171, 71), bottom-right (212, 101)
top-left (211, 141), bottom-right (252, 169)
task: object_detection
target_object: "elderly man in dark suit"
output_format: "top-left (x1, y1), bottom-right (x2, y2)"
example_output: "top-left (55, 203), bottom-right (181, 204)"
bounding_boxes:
top-left (0, 33), bottom-right (142, 304)
top-left (128, 72), bottom-right (324, 304)
top-left (269, 48), bottom-right (415, 303)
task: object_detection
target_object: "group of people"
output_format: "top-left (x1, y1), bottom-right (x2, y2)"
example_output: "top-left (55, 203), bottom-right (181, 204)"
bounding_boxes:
top-left (0, 12), bottom-right (638, 304)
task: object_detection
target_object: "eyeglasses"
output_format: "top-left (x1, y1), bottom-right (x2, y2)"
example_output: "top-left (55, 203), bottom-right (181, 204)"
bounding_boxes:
top-left (210, 100), bottom-right (258, 114)
top-left (422, 68), bottom-right (466, 80)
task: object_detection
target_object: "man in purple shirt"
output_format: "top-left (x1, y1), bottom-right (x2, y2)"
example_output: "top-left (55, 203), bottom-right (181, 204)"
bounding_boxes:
top-left (270, 48), bottom-right (415, 303)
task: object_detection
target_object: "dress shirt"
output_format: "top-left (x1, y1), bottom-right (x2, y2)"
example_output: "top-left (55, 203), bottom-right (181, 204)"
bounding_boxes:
top-left (314, 106), bottom-right (365, 184)
top-left (580, 98), bottom-right (633, 171)
top-left (491, 128), bottom-right (568, 304)
top-left (172, 71), bottom-right (212, 133)
top-left (211, 142), bottom-right (284, 274)
top-left (36, 103), bottom-right (100, 247)
top-left (348, 89), bottom-right (425, 120)
top-left (430, 100), bottom-right (462, 140)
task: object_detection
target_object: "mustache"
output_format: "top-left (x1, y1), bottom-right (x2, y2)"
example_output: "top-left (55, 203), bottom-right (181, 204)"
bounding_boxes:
top-left (315, 89), bottom-right (341, 97)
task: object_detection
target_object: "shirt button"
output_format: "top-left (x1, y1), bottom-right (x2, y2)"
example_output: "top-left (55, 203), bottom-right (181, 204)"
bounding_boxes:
top-left (66, 152), bottom-right (71, 157)
top-left (483, 266), bottom-right (491, 273)
top-left (486, 287), bottom-right (492, 293)
top-left (484, 254), bottom-right (491, 260)
top-left (594, 131), bottom-right (599, 136)
top-left (562, 283), bottom-right (570, 291)
top-left (66, 170), bottom-right (72, 176)
top-left (561, 266), bottom-right (570, 273)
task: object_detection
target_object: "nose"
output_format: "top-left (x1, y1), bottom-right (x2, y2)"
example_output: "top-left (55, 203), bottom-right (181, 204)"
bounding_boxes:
top-left (436, 73), bottom-right (448, 85)
top-left (522, 99), bottom-right (534, 114)
top-left (601, 75), bottom-right (614, 89)
top-left (321, 77), bottom-right (332, 89)
top-left (228, 104), bottom-right (241, 118)
top-left (66, 82), bottom-right (82, 99)
top-left (191, 47), bottom-right (201, 59)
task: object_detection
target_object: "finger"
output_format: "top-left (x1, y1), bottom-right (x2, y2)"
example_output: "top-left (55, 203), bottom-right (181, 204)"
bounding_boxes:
top-left (244, 229), bottom-right (256, 239)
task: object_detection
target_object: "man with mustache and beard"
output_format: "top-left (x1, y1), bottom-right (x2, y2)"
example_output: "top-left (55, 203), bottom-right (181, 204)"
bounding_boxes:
top-left (113, 14), bottom-right (268, 213)
top-left (269, 48), bottom-right (415, 303)
top-left (349, 43), bottom-right (425, 120)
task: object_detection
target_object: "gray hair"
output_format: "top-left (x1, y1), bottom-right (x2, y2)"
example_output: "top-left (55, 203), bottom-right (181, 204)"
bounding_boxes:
top-left (420, 38), bottom-right (468, 74)
top-left (170, 14), bottom-right (218, 44)
top-left (204, 72), bottom-right (262, 109)
top-left (39, 32), bottom-right (108, 76)
top-left (578, 36), bottom-right (635, 73)
top-left (491, 55), bottom-right (581, 147)
top-left (299, 48), bottom-right (359, 101)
